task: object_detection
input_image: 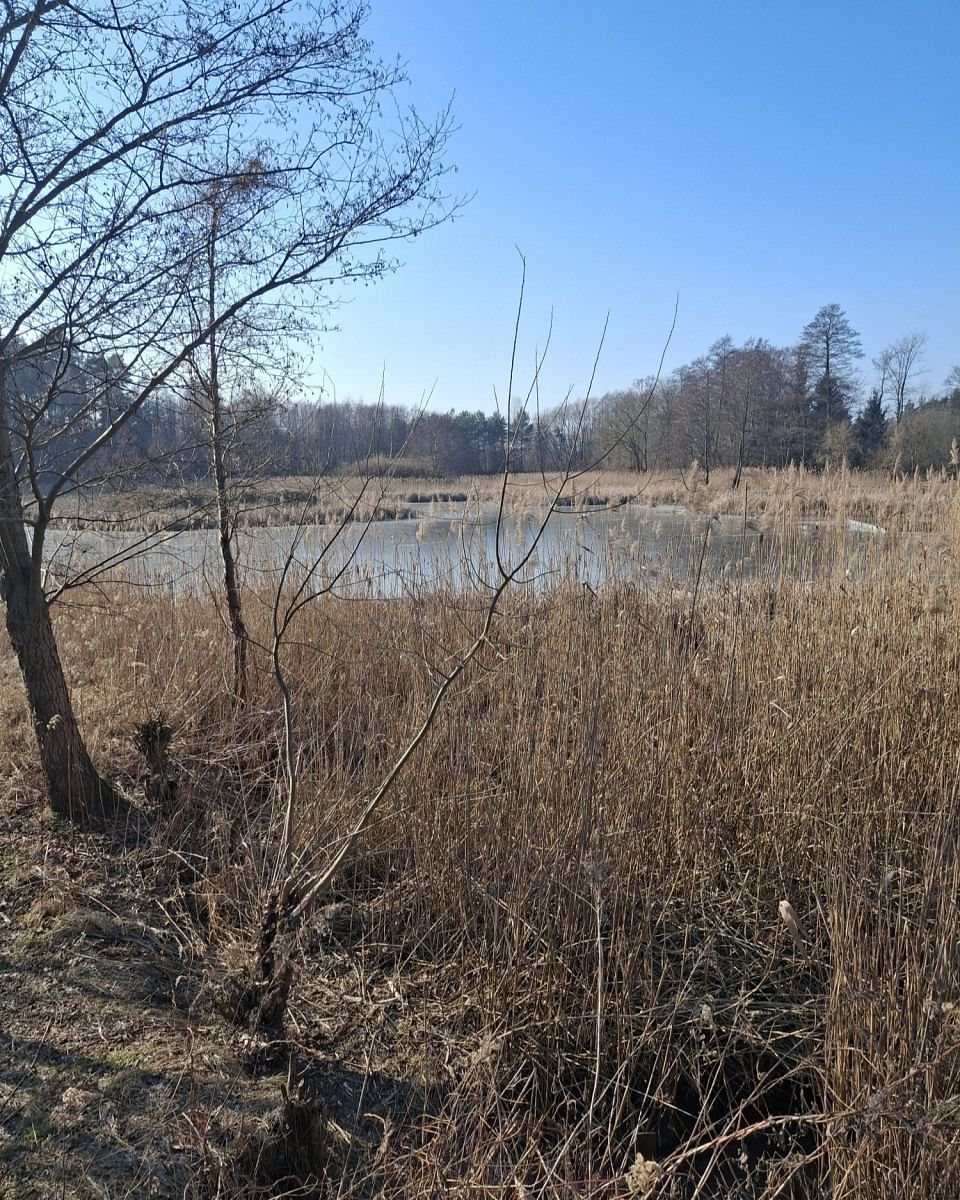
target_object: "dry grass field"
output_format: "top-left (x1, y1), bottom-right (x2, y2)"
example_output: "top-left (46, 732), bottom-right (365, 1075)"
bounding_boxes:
top-left (3, 467), bottom-right (960, 1197)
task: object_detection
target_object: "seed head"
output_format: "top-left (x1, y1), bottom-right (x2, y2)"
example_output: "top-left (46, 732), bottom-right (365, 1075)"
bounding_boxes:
top-left (625, 1153), bottom-right (662, 1194)
top-left (778, 898), bottom-right (803, 947)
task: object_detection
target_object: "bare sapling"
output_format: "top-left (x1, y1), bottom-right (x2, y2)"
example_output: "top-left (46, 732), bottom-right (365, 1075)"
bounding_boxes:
top-left (223, 265), bottom-right (617, 1093)
top-left (178, 158), bottom-right (284, 711)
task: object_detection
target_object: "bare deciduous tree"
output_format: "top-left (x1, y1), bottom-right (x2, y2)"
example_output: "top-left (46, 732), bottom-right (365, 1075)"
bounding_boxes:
top-left (874, 333), bottom-right (927, 423)
top-left (232, 267), bottom-right (616, 1054)
top-left (0, 0), bottom-right (455, 828)
top-left (178, 157), bottom-right (290, 710)
top-left (596, 386), bottom-right (654, 472)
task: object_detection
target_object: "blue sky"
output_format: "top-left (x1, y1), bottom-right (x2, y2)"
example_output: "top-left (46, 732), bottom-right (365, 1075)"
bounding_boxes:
top-left (311, 1), bottom-right (959, 413)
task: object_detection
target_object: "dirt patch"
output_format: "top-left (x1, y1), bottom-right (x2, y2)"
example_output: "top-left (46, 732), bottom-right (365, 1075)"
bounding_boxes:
top-left (0, 787), bottom-right (459, 1198)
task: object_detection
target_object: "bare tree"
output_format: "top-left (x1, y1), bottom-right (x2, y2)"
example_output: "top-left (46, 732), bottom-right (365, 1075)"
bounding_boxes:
top-left (178, 158), bottom-right (288, 710)
top-left (0, 0), bottom-right (455, 828)
top-left (677, 356), bottom-right (712, 480)
top-left (874, 333), bottom-right (927, 423)
top-left (707, 335), bottom-right (735, 471)
top-left (233, 268), bottom-right (614, 1052)
top-left (596, 386), bottom-right (653, 472)
top-left (728, 342), bottom-right (759, 487)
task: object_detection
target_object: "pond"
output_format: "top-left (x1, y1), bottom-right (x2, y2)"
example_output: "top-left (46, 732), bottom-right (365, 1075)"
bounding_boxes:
top-left (41, 501), bottom-right (895, 598)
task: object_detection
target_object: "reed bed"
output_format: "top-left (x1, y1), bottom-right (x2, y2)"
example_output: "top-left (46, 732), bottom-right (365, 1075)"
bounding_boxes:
top-left (47, 463), bottom-right (960, 541)
top-left (3, 475), bottom-right (960, 1196)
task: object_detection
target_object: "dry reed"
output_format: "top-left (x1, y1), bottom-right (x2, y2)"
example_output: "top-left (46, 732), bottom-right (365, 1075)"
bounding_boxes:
top-left (3, 468), bottom-right (960, 1196)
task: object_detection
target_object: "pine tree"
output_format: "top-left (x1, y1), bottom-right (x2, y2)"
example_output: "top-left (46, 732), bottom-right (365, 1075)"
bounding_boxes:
top-left (853, 390), bottom-right (889, 467)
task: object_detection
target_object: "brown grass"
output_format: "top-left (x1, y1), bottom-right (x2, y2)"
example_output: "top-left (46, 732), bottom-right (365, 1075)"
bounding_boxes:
top-left (50, 462), bottom-right (960, 538)
top-left (3, 468), bottom-right (960, 1196)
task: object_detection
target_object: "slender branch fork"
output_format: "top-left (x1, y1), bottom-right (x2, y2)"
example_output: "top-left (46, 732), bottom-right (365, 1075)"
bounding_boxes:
top-left (266, 255), bottom-right (635, 938)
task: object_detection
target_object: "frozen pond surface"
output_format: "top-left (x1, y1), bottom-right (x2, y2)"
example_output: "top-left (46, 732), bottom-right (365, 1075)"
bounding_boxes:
top-left (42, 502), bottom-right (894, 597)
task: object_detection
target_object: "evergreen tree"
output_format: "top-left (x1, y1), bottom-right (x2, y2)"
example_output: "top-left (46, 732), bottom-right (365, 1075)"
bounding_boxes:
top-left (801, 304), bottom-right (863, 431)
top-left (508, 411), bottom-right (534, 470)
top-left (809, 373), bottom-right (854, 437)
top-left (853, 389), bottom-right (888, 467)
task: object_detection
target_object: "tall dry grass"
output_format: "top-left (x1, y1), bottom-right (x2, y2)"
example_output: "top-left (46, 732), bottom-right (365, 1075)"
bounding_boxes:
top-left (3, 471), bottom-right (960, 1196)
top-left (50, 461), bottom-right (960, 535)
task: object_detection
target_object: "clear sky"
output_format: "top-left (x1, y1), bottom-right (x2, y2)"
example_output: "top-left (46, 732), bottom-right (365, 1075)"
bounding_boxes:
top-left (309, 1), bottom-right (959, 414)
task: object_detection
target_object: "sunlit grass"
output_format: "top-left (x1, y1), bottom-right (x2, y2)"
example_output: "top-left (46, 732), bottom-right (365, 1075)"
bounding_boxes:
top-left (3, 466), bottom-right (960, 1195)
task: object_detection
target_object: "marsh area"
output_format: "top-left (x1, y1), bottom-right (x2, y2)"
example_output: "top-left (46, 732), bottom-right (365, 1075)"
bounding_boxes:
top-left (41, 499), bottom-right (899, 596)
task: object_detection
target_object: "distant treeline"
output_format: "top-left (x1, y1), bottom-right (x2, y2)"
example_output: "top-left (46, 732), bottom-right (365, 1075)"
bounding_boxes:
top-left (7, 307), bottom-right (960, 487)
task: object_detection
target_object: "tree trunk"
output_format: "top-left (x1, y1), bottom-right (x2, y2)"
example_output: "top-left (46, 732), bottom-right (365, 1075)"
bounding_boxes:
top-left (732, 400), bottom-right (750, 490)
top-left (206, 207), bottom-right (249, 709)
top-left (0, 391), bottom-right (120, 828)
top-left (703, 398), bottom-right (711, 484)
top-left (2, 572), bottom-right (120, 825)
top-left (211, 411), bottom-right (249, 709)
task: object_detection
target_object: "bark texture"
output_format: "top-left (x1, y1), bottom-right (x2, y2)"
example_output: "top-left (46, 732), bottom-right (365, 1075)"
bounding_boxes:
top-left (211, 403), bottom-right (249, 709)
top-left (2, 573), bottom-right (120, 826)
